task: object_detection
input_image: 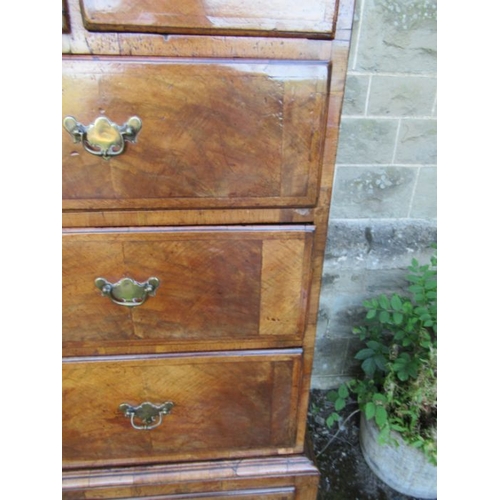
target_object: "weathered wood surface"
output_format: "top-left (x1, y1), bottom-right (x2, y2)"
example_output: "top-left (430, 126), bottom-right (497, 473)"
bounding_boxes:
top-left (63, 226), bottom-right (313, 355)
top-left (62, 452), bottom-right (319, 499)
top-left (63, 350), bottom-right (302, 468)
top-left (80, 0), bottom-right (338, 38)
top-left (63, 0), bottom-right (346, 58)
top-left (61, 2), bottom-right (356, 499)
top-left (62, 58), bottom-right (328, 210)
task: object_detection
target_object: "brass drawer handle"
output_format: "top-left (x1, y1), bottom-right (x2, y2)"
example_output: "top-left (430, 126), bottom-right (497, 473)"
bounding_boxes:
top-left (63, 115), bottom-right (142, 160)
top-left (119, 402), bottom-right (174, 430)
top-left (95, 277), bottom-right (160, 307)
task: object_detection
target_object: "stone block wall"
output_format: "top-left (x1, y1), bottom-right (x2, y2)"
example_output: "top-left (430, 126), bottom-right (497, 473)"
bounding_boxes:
top-left (312, 0), bottom-right (437, 389)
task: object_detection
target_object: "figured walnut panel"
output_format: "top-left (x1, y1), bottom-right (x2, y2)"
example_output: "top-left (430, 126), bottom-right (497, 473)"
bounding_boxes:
top-left (62, 57), bottom-right (328, 210)
top-left (80, 0), bottom-right (337, 38)
top-left (62, 226), bottom-right (314, 355)
top-left (62, 350), bottom-right (302, 468)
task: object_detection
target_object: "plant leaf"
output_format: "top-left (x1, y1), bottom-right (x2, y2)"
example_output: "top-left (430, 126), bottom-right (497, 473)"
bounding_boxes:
top-left (355, 348), bottom-right (374, 360)
top-left (391, 424), bottom-right (406, 432)
top-left (361, 357), bottom-right (376, 377)
top-left (326, 413), bottom-right (340, 428)
top-left (365, 402), bottom-right (376, 420)
top-left (338, 384), bottom-right (349, 399)
top-left (390, 294), bottom-right (403, 311)
top-left (379, 310), bottom-right (390, 323)
top-left (335, 398), bottom-right (346, 411)
top-left (375, 406), bottom-right (388, 427)
top-left (393, 312), bottom-right (403, 325)
top-left (372, 393), bottom-right (387, 403)
top-left (374, 354), bottom-right (387, 371)
top-left (379, 295), bottom-right (390, 310)
top-left (326, 390), bottom-right (338, 402)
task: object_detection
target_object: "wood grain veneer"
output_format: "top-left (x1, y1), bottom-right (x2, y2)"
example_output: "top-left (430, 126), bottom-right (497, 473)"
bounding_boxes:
top-left (63, 226), bottom-right (314, 355)
top-left (63, 350), bottom-right (302, 468)
top-left (62, 453), bottom-right (319, 499)
top-left (80, 0), bottom-right (339, 39)
top-left (62, 0), bottom-right (355, 497)
top-left (62, 58), bottom-right (328, 210)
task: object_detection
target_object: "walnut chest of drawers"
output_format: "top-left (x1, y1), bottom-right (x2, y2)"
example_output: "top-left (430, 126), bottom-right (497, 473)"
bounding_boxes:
top-left (62, 1), bottom-right (355, 498)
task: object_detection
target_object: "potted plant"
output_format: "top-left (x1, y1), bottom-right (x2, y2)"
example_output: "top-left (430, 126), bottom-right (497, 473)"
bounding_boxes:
top-left (326, 251), bottom-right (437, 498)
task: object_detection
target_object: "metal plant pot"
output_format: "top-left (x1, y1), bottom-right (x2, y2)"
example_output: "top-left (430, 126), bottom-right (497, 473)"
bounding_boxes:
top-left (359, 414), bottom-right (437, 499)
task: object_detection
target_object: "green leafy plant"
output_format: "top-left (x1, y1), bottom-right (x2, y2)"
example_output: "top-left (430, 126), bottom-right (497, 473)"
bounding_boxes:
top-left (326, 251), bottom-right (437, 465)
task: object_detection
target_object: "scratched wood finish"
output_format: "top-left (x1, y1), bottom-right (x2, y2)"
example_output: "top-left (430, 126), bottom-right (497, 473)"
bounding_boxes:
top-left (80, 0), bottom-right (338, 38)
top-left (63, 0), bottom-right (351, 56)
top-left (62, 58), bottom-right (328, 210)
top-left (63, 226), bottom-right (313, 355)
top-left (62, 453), bottom-right (319, 499)
top-left (63, 350), bottom-right (302, 468)
top-left (62, 207), bottom-right (315, 229)
top-left (61, 1), bottom-right (356, 498)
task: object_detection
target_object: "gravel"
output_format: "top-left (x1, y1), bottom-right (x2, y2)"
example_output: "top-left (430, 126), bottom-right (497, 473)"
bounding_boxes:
top-left (307, 389), bottom-right (433, 500)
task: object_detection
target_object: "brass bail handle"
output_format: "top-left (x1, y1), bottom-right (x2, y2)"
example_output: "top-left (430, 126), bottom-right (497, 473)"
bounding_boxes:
top-left (95, 277), bottom-right (160, 307)
top-left (63, 115), bottom-right (142, 160)
top-left (119, 402), bottom-right (174, 430)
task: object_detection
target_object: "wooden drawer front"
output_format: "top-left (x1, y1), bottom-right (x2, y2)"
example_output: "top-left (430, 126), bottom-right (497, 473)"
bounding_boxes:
top-left (80, 0), bottom-right (338, 38)
top-left (62, 350), bottom-right (302, 468)
top-left (64, 489), bottom-right (294, 500)
top-left (107, 490), bottom-right (294, 500)
top-left (62, 58), bottom-right (328, 210)
top-left (63, 226), bottom-right (314, 355)
top-left (63, 454), bottom-right (319, 499)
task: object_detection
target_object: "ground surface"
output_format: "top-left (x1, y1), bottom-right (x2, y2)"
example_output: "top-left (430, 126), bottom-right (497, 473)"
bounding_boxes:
top-left (307, 389), bottom-right (435, 500)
